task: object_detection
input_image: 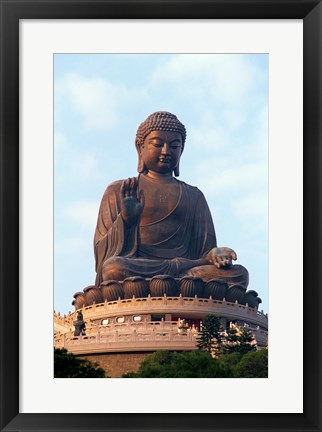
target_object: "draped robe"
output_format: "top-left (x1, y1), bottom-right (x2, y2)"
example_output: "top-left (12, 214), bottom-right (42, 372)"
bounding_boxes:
top-left (94, 176), bottom-right (218, 285)
top-left (94, 176), bottom-right (248, 289)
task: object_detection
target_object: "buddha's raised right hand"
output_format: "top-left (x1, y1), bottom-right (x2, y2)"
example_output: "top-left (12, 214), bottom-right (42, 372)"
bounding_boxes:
top-left (120, 177), bottom-right (145, 226)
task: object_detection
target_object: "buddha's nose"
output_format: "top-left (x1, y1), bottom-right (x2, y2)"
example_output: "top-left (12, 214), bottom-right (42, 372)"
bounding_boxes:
top-left (161, 143), bottom-right (170, 154)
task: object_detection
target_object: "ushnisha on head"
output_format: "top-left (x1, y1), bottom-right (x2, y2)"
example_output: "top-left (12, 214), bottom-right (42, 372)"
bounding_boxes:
top-left (135, 112), bottom-right (187, 176)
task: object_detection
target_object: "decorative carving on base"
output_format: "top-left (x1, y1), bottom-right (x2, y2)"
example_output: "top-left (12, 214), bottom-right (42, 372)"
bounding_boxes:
top-left (100, 280), bottom-right (124, 302)
top-left (150, 275), bottom-right (179, 297)
top-left (241, 290), bottom-right (262, 308)
top-left (72, 292), bottom-right (86, 309)
top-left (73, 277), bottom-right (261, 309)
top-left (179, 276), bottom-right (204, 298)
top-left (225, 285), bottom-right (246, 303)
top-left (83, 285), bottom-right (104, 305)
top-left (204, 279), bottom-right (228, 300)
top-left (123, 276), bottom-right (150, 299)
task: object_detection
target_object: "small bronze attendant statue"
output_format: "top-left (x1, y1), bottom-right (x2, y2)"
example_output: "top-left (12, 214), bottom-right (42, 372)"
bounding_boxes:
top-left (93, 112), bottom-right (249, 296)
top-left (74, 311), bottom-right (86, 336)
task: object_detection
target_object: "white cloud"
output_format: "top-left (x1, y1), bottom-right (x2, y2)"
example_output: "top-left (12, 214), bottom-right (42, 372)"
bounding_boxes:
top-left (55, 236), bottom-right (88, 256)
top-left (151, 54), bottom-right (263, 107)
top-left (58, 73), bottom-right (147, 130)
top-left (231, 192), bottom-right (268, 223)
top-left (63, 73), bottom-right (119, 129)
top-left (189, 127), bottom-right (227, 151)
top-left (195, 160), bottom-right (267, 197)
top-left (222, 109), bottom-right (246, 130)
top-left (54, 130), bottom-right (67, 151)
top-left (55, 146), bottom-right (106, 184)
top-left (70, 151), bottom-right (106, 181)
top-left (188, 116), bottom-right (230, 151)
top-left (62, 200), bottom-right (100, 229)
top-left (73, 152), bottom-right (98, 172)
top-left (186, 103), bottom-right (268, 202)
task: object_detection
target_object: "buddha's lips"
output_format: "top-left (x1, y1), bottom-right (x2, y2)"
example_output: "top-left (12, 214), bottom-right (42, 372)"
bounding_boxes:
top-left (159, 157), bottom-right (171, 163)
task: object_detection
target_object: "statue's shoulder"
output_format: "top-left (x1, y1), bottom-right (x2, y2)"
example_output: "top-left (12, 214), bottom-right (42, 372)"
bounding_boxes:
top-left (177, 179), bottom-right (203, 196)
top-left (177, 179), bottom-right (205, 202)
top-left (105, 179), bottom-right (124, 193)
top-left (100, 179), bottom-right (124, 201)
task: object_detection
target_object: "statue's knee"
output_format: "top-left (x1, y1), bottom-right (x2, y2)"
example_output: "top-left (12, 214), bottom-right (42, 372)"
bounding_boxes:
top-left (102, 256), bottom-right (128, 281)
top-left (234, 264), bottom-right (248, 275)
top-left (232, 264), bottom-right (249, 284)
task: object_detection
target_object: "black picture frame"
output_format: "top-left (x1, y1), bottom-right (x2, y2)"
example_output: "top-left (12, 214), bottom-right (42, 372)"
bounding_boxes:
top-left (1, 1), bottom-right (321, 431)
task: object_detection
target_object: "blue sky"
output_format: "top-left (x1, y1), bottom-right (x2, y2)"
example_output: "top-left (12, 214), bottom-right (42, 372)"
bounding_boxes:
top-left (54, 53), bottom-right (268, 315)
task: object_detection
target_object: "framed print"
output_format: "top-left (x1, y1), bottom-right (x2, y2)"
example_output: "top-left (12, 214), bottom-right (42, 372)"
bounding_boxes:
top-left (0, 0), bottom-right (321, 431)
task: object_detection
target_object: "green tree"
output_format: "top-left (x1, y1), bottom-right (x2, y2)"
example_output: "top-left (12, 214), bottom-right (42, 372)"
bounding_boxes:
top-left (218, 352), bottom-right (242, 377)
top-left (237, 327), bottom-right (257, 356)
top-left (197, 314), bottom-right (223, 356)
top-left (223, 324), bottom-right (239, 350)
top-left (54, 348), bottom-right (106, 378)
top-left (223, 325), bottom-right (257, 356)
top-left (234, 349), bottom-right (268, 378)
top-left (123, 350), bottom-right (225, 378)
top-left (122, 349), bottom-right (268, 378)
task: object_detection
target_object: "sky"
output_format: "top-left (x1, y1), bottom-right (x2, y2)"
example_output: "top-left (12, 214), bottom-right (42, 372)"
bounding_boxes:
top-left (54, 53), bottom-right (268, 315)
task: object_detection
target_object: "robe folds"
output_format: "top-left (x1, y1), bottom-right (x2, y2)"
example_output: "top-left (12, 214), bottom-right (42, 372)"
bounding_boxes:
top-left (94, 177), bottom-right (217, 286)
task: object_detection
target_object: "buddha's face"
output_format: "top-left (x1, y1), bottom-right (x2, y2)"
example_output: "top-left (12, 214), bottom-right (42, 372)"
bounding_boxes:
top-left (140, 130), bottom-right (183, 174)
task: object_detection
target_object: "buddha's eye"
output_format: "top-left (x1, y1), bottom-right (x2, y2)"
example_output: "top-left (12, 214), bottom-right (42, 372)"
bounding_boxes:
top-left (149, 139), bottom-right (181, 149)
top-left (170, 143), bottom-right (182, 150)
top-left (152, 143), bottom-right (163, 148)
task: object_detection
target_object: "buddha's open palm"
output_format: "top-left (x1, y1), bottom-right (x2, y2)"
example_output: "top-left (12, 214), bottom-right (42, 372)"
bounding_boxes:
top-left (206, 247), bottom-right (237, 268)
top-left (121, 177), bottom-right (145, 226)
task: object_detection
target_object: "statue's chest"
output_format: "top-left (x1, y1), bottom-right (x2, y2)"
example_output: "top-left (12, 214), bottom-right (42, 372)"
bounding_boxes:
top-left (139, 183), bottom-right (182, 225)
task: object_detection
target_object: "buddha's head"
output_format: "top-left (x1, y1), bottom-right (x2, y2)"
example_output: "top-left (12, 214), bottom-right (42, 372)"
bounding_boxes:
top-left (135, 112), bottom-right (186, 176)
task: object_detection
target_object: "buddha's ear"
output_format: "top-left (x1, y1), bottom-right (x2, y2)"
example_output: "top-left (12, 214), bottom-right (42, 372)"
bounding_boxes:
top-left (137, 155), bottom-right (147, 174)
top-left (174, 164), bottom-right (180, 177)
top-left (137, 143), bottom-right (147, 174)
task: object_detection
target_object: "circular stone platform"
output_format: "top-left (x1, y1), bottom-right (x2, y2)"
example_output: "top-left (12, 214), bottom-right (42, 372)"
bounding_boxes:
top-left (55, 294), bottom-right (268, 356)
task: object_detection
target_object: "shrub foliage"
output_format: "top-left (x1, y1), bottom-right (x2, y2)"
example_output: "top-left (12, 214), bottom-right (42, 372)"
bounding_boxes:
top-left (54, 348), bottom-right (106, 378)
top-left (123, 315), bottom-right (267, 378)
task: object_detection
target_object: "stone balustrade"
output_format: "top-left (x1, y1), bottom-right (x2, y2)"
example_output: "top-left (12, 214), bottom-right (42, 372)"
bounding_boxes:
top-left (55, 320), bottom-right (198, 354)
top-left (54, 311), bottom-right (74, 324)
top-left (54, 311), bottom-right (75, 334)
top-left (54, 294), bottom-right (268, 360)
top-left (54, 318), bottom-right (268, 355)
top-left (75, 295), bottom-right (268, 329)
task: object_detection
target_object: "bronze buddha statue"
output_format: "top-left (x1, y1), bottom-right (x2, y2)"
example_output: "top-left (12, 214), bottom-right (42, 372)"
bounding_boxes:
top-left (93, 111), bottom-right (249, 295)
